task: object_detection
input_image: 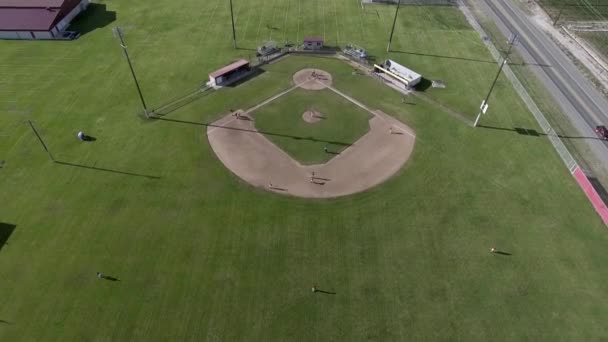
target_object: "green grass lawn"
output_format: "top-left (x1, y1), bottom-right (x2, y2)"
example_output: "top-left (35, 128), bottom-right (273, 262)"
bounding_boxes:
top-left (252, 88), bottom-right (372, 164)
top-left (538, 0), bottom-right (608, 21)
top-left (579, 31), bottom-right (608, 59)
top-left (1, 1), bottom-right (608, 341)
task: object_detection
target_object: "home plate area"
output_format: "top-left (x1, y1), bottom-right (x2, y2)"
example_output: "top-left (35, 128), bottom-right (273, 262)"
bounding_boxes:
top-left (206, 69), bottom-right (416, 198)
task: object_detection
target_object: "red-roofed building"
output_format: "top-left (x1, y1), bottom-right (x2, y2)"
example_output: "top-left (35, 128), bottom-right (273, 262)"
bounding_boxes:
top-left (207, 59), bottom-right (251, 87)
top-left (303, 37), bottom-right (324, 50)
top-left (0, 0), bottom-right (89, 39)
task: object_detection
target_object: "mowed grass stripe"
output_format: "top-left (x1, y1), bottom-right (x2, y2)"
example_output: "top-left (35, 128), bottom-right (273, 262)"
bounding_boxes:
top-left (1, 1), bottom-right (608, 340)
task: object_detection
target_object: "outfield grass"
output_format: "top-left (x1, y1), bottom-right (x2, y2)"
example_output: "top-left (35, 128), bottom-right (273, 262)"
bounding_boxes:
top-left (1, 1), bottom-right (608, 340)
top-left (253, 88), bottom-right (371, 164)
top-left (578, 31), bottom-right (608, 58)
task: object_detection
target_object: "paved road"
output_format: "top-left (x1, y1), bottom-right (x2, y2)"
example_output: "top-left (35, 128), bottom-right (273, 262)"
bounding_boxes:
top-left (478, 0), bottom-right (608, 172)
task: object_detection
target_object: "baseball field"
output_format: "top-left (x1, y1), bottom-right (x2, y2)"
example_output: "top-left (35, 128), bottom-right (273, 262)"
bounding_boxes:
top-left (1, 0), bottom-right (608, 340)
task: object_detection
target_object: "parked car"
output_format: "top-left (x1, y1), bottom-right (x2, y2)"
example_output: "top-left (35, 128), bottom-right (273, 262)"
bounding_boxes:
top-left (595, 125), bottom-right (608, 140)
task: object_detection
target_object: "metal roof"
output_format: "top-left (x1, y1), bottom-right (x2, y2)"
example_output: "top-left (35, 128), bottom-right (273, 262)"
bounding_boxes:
top-left (209, 59), bottom-right (250, 78)
top-left (0, 7), bottom-right (60, 31)
top-left (0, 0), bottom-right (65, 8)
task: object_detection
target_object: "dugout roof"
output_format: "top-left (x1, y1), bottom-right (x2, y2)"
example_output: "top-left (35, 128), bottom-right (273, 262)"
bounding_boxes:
top-left (0, 0), bottom-right (80, 31)
top-left (209, 59), bottom-right (250, 79)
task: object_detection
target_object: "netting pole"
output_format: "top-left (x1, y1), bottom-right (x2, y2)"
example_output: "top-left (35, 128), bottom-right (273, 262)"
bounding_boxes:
top-left (230, 0), bottom-right (237, 49)
top-left (113, 27), bottom-right (149, 119)
top-left (387, 0), bottom-right (401, 52)
top-left (474, 34), bottom-right (517, 127)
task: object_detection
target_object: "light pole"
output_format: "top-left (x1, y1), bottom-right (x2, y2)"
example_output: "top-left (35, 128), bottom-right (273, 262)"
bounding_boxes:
top-left (387, 0), bottom-right (401, 53)
top-left (230, 0), bottom-right (237, 49)
top-left (113, 27), bottom-right (149, 118)
top-left (474, 34), bottom-right (517, 127)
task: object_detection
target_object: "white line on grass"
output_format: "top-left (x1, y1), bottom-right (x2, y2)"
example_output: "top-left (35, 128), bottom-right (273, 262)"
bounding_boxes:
top-left (268, 0), bottom-right (278, 41)
top-left (254, 0), bottom-right (266, 44)
top-left (197, 0), bottom-right (222, 60)
top-left (321, 0), bottom-right (326, 41)
top-left (282, 0), bottom-right (291, 44)
top-left (320, 80), bottom-right (416, 138)
top-left (208, 79), bottom-right (317, 135)
top-left (297, 0), bottom-right (301, 43)
top-left (240, 1), bottom-right (254, 42)
top-left (332, 0), bottom-right (340, 45)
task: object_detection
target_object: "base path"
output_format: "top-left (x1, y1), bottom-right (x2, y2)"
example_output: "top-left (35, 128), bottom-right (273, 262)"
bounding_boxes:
top-left (207, 111), bottom-right (415, 199)
top-left (293, 69), bottom-right (332, 90)
top-left (206, 68), bottom-right (416, 199)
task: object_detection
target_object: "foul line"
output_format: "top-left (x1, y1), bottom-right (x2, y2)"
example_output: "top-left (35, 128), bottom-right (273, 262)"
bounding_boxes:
top-left (207, 79), bottom-right (314, 135)
top-left (318, 80), bottom-right (416, 138)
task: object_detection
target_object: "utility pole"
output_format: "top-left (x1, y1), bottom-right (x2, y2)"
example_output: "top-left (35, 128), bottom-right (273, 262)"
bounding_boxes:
top-left (113, 27), bottom-right (149, 118)
top-left (553, 5), bottom-right (564, 26)
top-left (229, 0), bottom-right (237, 49)
top-left (386, 0), bottom-right (401, 53)
top-left (27, 120), bottom-right (55, 162)
top-left (474, 34), bottom-right (518, 127)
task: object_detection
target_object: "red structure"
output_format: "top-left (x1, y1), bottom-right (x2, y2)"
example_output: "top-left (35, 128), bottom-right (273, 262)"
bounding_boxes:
top-left (0, 0), bottom-right (90, 40)
top-left (303, 37), bottom-right (324, 50)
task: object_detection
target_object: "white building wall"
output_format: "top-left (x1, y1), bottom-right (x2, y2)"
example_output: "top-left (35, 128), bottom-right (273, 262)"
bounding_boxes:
top-left (386, 59), bottom-right (422, 86)
top-left (17, 31), bottom-right (34, 39)
top-left (0, 31), bottom-right (19, 39)
top-left (33, 31), bottom-right (53, 39)
top-left (55, 0), bottom-right (90, 32)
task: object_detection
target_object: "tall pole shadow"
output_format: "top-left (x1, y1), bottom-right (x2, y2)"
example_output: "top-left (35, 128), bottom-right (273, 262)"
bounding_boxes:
top-left (152, 116), bottom-right (353, 147)
top-left (55, 161), bottom-right (161, 179)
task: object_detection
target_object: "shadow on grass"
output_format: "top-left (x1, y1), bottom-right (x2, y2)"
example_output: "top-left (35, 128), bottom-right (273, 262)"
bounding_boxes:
top-left (225, 68), bottom-right (266, 88)
top-left (391, 50), bottom-right (551, 67)
top-left (494, 251), bottom-right (512, 256)
top-left (477, 124), bottom-right (603, 140)
top-left (414, 78), bottom-right (432, 92)
top-left (152, 117), bottom-right (353, 147)
top-left (68, 3), bottom-right (117, 37)
top-left (151, 89), bottom-right (213, 117)
top-left (0, 223), bottom-right (16, 252)
top-left (55, 161), bottom-right (161, 179)
top-left (315, 289), bottom-right (336, 295)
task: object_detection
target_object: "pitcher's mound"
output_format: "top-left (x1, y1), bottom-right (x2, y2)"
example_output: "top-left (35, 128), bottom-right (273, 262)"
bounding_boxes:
top-left (302, 110), bottom-right (324, 124)
top-left (293, 69), bottom-right (332, 90)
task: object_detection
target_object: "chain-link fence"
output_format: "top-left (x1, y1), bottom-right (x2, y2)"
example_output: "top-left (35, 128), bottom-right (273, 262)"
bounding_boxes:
top-left (459, 0), bottom-right (579, 172)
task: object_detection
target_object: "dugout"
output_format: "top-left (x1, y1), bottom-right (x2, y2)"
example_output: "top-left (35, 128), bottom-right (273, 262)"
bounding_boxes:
top-left (208, 59), bottom-right (251, 87)
top-left (374, 59), bottom-right (422, 88)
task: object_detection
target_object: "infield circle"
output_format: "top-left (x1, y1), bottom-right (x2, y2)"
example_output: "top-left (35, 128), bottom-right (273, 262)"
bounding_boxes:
top-left (293, 69), bottom-right (333, 90)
